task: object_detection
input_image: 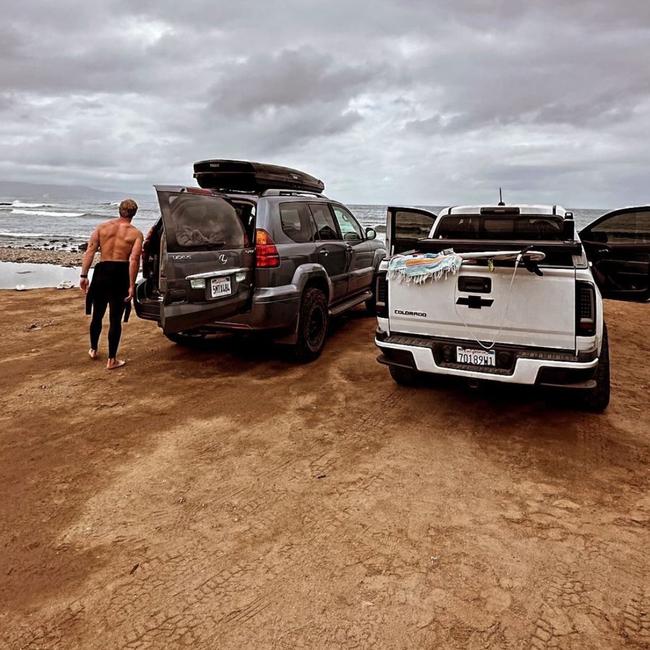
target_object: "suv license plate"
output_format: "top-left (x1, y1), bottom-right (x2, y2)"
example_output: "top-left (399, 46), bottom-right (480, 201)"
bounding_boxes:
top-left (210, 276), bottom-right (232, 299)
top-left (456, 346), bottom-right (496, 367)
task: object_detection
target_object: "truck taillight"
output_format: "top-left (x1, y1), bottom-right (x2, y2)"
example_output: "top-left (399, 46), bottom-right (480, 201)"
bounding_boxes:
top-left (376, 271), bottom-right (388, 317)
top-left (576, 281), bottom-right (596, 336)
top-left (255, 229), bottom-right (280, 268)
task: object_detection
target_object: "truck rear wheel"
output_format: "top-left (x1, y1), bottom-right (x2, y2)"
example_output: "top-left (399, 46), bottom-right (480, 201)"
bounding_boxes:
top-left (389, 364), bottom-right (420, 386)
top-left (579, 325), bottom-right (610, 412)
top-left (292, 287), bottom-right (329, 362)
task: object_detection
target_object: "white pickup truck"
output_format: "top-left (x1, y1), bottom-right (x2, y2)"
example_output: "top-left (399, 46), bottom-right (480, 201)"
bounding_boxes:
top-left (375, 204), bottom-right (650, 411)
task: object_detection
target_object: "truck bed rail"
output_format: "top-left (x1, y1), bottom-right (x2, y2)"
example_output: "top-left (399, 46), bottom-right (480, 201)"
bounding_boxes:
top-left (415, 238), bottom-right (583, 257)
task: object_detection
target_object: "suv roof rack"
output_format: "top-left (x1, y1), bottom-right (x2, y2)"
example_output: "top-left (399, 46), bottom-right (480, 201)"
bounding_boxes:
top-left (261, 188), bottom-right (329, 199)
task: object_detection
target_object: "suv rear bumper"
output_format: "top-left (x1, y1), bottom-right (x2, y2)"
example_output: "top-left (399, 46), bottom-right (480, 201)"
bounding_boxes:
top-left (375, 332), bottom-right (599, 388)
top-left (134, 281), bottom-right (300, 332)
top-left (207, 286), bottom-right (300, 332)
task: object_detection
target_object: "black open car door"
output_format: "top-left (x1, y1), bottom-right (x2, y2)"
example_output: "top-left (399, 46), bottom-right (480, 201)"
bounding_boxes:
top-left (157, 186), bottom-right (256, 334)
top-left (580, 206), bottom-right (650, 302)
top-left (386, 207), bottom-right (437, 256)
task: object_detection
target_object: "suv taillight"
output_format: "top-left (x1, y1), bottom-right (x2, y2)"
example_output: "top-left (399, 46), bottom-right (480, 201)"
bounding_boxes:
top-left (255, 229), bottom-right (280, 268)
top-left (576, 281), bottom-right (596, 336)
top-left (375, 270), bottom-right (388, 318)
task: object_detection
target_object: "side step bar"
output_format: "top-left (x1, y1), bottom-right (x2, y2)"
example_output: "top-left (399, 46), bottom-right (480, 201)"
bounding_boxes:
top-left (329, 290), bottom-right (372, 317)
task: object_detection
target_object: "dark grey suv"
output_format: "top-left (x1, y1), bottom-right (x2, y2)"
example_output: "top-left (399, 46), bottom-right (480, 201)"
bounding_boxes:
top-left (134, 162), bottom-right (386, 361)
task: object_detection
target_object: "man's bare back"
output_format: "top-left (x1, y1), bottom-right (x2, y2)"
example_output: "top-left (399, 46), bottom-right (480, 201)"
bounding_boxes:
top-left (95, 218), bottom-right (143, 262)
top-left (80, 199), bottom-right (144, 369)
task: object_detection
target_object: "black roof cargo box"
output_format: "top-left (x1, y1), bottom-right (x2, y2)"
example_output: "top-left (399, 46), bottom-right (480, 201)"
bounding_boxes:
top-left (193, 160), bottom-right (325, 194)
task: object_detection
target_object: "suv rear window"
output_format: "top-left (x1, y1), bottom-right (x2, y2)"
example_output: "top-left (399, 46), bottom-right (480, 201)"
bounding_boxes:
top-left (280, 202), bottom-right (315, 243)
top-left (436, 214), bottom-right (565, 240)
top-left (160, 193), bottom-right (254, 251)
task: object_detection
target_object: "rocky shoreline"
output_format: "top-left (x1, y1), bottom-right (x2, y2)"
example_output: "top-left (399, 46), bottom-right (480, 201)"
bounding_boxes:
top-left (0, 246), bottom-right (89, 267)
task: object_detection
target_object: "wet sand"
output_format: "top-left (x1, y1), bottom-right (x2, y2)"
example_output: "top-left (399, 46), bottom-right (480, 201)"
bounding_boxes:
top-left (1, 290), bottom-right (649, 648)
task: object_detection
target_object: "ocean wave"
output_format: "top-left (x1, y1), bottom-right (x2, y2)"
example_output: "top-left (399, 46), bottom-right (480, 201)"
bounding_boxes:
top-left (10, 209), bottom-right (86, 218)
top-left (11, 201), bottom-right (61, 208)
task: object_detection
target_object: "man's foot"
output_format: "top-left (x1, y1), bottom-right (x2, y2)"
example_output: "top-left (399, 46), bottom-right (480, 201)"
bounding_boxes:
top-left (89, 348), bottom-right (98, 360)
top-left (106, 358), bottom-right (126, 370)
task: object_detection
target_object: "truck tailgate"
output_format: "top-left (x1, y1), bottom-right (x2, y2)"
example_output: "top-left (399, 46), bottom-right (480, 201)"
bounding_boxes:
top-left (389, 265), bottom-right (576, 350)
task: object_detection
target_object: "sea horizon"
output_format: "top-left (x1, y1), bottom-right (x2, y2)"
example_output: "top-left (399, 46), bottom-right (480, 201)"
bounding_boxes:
top-left (0, 193), bottom-right (608, 253)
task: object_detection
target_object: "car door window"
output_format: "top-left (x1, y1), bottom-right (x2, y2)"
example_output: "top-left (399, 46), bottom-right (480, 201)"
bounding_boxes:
top-left (586, 210), bottom-right (650, 244)
top-left (390, 209), bottom-right (437, 254)
top-left (332, 205), bottom-right (364, 241)
top-left (309, 203), bottom-right (340, 240)
top-left (280, 202), bottom-right (315, 243)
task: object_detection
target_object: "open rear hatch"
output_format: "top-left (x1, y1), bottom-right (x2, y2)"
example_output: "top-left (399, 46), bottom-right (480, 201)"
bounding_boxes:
top-left (156, 186), bottom-right (256, 334)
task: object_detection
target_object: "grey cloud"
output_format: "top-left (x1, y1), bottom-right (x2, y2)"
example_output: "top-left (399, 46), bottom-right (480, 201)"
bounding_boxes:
top-left (207, 49), bottom-right (376, 117)
top-left (0, 0), bottom-right (649, 206)
top-left (405, 21), bottom-right (650, 130)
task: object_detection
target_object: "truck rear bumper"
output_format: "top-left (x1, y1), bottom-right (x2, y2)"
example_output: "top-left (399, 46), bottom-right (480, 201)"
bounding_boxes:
top-left (375, 334), bottom-right (599, 387)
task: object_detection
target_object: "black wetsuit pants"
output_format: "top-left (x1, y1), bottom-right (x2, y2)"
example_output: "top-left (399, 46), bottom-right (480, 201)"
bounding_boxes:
top-left (86, 262), bottom-right (130, 358)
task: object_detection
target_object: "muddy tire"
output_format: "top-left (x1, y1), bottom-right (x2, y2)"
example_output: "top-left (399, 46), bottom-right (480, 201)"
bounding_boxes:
top-left (389, 364), bottom-right (420, 386)
top-left (292, 287), bottom-right (329, 363)
top-left (579, 325), bottom-right (610, 412)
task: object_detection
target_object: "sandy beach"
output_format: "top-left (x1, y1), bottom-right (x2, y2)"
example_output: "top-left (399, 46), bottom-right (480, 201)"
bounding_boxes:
top-left (1, 289), bottom-right (648, 648)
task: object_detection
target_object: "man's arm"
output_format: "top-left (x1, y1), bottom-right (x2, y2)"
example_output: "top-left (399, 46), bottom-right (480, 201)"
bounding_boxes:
top-left (80, 228), bottom-right (100, 294)
top-left (126, 232), bottom-right (144, 302)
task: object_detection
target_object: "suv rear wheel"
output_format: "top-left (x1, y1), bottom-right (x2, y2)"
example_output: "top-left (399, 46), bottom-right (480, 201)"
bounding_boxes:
top-left (579, 325), bottom-right (610, 412)
top-left (293, 287), bottom-right (328, 362)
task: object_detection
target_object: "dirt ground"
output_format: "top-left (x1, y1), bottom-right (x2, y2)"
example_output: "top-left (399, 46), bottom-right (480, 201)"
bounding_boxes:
top-left (1, 290), bottom-right (648, 649)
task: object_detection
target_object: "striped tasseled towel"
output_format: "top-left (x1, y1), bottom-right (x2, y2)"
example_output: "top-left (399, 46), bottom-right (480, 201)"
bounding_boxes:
top-left (387, 251), bottom-right (463, 285)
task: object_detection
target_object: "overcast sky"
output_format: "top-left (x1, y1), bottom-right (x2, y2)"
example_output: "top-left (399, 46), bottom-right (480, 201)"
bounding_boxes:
top-left (2, 1), bottom-right (649, 207)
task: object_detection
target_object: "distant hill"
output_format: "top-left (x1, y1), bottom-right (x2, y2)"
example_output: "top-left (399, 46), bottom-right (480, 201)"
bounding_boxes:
top-left (0, 180), bottom-right (147, 202)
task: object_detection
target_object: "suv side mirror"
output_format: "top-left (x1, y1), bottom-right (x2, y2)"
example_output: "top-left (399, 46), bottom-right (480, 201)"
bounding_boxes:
top-left (365, 227), bottom-right (377, 240)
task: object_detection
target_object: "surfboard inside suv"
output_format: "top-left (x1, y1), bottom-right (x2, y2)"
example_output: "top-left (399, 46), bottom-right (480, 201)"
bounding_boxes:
top-left (375, 204), bottom-right (650, 411)
top-left (134, 161), bottom-right (386, 361)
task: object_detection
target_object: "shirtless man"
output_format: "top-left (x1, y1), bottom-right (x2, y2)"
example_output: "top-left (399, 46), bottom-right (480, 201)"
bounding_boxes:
top-left (80, 199), bottom-right (144, 369)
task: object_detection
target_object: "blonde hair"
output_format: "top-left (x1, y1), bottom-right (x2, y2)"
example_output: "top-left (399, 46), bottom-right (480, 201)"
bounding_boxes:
top-left (119, 199), bottom-right (138, 219)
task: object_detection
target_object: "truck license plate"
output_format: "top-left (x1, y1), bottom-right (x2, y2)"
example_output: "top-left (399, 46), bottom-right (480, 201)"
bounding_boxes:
top-left (456, 346), bottom-right (496, 367)
top-left (210, 276), bottom-right (232, 299)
